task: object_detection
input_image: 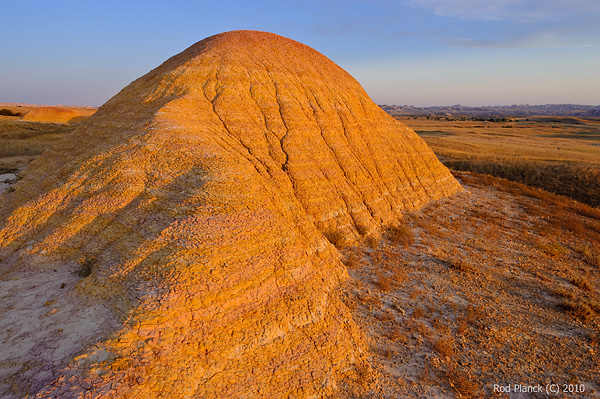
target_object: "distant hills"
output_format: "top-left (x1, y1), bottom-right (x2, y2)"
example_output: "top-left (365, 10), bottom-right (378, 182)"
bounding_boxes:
top-left (380, 104), bottom-right (600, 118)
top-left (0, 102), bottom-right (97, 109)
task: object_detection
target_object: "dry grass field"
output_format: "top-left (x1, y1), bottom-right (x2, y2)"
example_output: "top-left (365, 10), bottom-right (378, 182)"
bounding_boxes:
top-left (0, 119), bottom-right (74, 174)
top-left (0, 104), bottom-right (97, 176)
top-left (397, 116), bottom-right (600, 207)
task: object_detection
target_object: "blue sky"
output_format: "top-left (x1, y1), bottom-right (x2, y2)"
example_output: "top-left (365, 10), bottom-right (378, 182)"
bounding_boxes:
top-left (1, 0), bottom-right (598, 106)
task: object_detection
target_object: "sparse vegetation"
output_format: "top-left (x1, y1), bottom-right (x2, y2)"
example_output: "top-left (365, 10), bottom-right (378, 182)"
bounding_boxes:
top-left (433, 336), bottom-right (454, 358)
top-left (3, 106), bottom-right (598, 397)
top-left (448, 258), bottom-right (475, 273)
top-left (562, 299), bottom-right (595, 321)
top-left (341, 171), bottom-right (600, 397)
top-left (538, 241), bottom-right (567, 257)
top-left (76, 256), bottom-right (96, 278)
top-left (569, 274), bottom-right (593, 291)
top-left (385, 222), bottom-right (414, 247)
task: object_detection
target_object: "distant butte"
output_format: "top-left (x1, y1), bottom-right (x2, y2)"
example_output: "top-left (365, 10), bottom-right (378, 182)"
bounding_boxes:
top-left (0, 30), bottom-right (461, 397)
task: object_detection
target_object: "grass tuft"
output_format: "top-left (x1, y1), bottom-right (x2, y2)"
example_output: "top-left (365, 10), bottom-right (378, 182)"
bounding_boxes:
top-left (385, 223), bottom-right (415, 248)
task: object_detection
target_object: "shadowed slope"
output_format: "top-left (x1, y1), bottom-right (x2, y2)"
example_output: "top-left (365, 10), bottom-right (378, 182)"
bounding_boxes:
top-left (0, 31), bottom-right (460, 397)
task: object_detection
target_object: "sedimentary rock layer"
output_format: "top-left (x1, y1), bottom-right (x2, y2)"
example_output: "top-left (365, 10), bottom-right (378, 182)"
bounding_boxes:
top-left (0, 30), bottom-right (461, 397)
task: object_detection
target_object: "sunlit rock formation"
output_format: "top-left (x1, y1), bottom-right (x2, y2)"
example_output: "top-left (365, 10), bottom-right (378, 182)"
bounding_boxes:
top-left (0, 30), bottom-right (461, 398)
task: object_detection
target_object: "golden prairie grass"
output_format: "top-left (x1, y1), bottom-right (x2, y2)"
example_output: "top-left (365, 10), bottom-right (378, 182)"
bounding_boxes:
top-left (446, 159), bottom-right (600, 207)
top-left (399, 115), bottom-right (600, 207)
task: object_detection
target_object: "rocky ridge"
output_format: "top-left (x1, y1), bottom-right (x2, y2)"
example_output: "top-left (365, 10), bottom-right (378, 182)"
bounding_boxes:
top-left (0, 30), bottom-right (460, 397)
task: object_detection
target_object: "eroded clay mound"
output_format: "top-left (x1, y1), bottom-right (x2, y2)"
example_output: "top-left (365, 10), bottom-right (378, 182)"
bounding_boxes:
top-left (0, 30), bottom-right (460, 398)
top-left (21, 106), bottom-right (95, 123)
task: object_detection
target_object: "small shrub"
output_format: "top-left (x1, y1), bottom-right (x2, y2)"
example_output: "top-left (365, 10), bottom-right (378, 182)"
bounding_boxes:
top-left (434, 336), bottom-right (454, 358)
top-left (377, 309), bottom-right (395, 324)
top-left (562, 299), bottom-right (594, 321)
top-left (384, 326), bottom-right (409, 343)
top-left (365, 234), bottom-right (380, 249)
top-left (457, 318), bottom-right (469, 335)
top-left (570, 275), bottom-right (593, 291)
top-left (391, 266), bottom-right (407, 285)
top-left (449, 258), bottom-right (475, 273)
top-left (76, 256), bottom-right (96, 277)
top-left (375, 274), bottom-right (393, 292)
top-left (433, 318), bottom-right (451, 334)
top-left (412, 306), bottom-right (425, 319)
top-left (386, 223), bottom-right (415, 248)
top-left (538, 242), bottom-right (566, 258)
top-left (343, 252), bottom-right (360, 269)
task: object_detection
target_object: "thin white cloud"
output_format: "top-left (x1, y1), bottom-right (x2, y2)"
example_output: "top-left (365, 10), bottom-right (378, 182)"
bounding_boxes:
top-left (445, 31), bottom-right (574, 48)
top-left (403, 0), bottom-right (600, 21)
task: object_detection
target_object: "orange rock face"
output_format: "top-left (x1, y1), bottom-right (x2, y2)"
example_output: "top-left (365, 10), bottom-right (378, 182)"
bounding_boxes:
top-left (20, 106), bottom-right (95, 123)
top-left (0, 31), bottom-right (461, 397)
